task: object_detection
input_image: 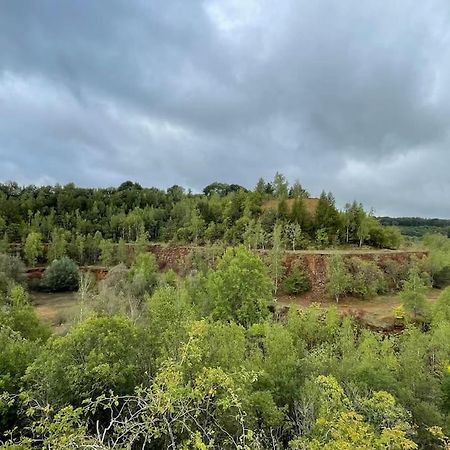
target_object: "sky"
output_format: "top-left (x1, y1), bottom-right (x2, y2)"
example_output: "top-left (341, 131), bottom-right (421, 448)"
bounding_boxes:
top-left (1, 0), bottom-right (450, 217)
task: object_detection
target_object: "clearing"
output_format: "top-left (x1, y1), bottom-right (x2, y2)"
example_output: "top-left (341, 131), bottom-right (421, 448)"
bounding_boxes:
top-left (31, 291), bottom-right (79, 334)
top-left (277, 289), bottom-right (441, 329)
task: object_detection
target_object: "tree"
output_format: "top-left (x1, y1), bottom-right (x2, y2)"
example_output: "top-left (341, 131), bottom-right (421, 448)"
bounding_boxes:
top-left (134, 226), bottom-right (149, 257)
top-left (357, 214), bottom-right (372, 247)
top-left (243, 219), bottom-right (258, 250)
top-left (273, 172), bottom-right (289, 199)
top-left (40, 257), bottom-right (80, 292)
top-left (315, 192), bottom-right (339, 243)
top-left (289, 179), bottom-right (308, 198)
top-left (0, 232), bottom-right (9, 253)
top-left (0, 254), bottom-right (26, 296)
top-left (284, 222), bottom-right (303, 251)
top-left (347, 257), bottom-right (387, 299)
top-left (47, 229), bottom-right (68, 262)
top-left (400, 264), bottom-right (428, 319)
top-left (24, 316), bottom-right (147, 407)
top-left (254, 177), bottom-right (266, 197)
top-left (0, 326), bottom-right (37, 431)
top-left (277, 197), bottom-right (289, 220)
top-left (188, 208), bottom-right (205, 243)
top-left (327, 255), bottom-right (350, 302)
top-left (99, 238), bottom-right (115, 266)
top-left (268, 223), bottom-right (284, 294)
top-left (144, 286), bottom-right (194, 364)
top-left (24, 232), bottom-right (43, 266)
top-left (290, 197), bottom-right (311, 231)
top-left (128, 252), bottom-right (158, 298)
top-left (0, 285), bottom-right (51, 341)
top-left (290, 375), bottom-right (417, 450)
top-left (282, 264), bottom-right (310, 295)
top-left (117, 238), bottom-right (128, 265)
top-left (205, 246), bottom-right (273, 327)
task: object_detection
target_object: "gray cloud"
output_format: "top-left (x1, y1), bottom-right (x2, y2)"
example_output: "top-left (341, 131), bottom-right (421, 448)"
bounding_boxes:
top-left (1, 0), bottom-right (450, 216)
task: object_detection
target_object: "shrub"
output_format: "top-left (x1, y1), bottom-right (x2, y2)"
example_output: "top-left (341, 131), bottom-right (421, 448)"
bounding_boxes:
top-left (282, 265), bottom-right (310, 295)
top-left (347, 257), bottom-right (387, 299)
top-left (433, 266), bottom-right (450, 289)
top-left (326, 255), bottom-right (351, 302)
top-left (0, 253), bottom-right (26, 296)
top-left (128, 253), bottom-right (158, 297)
top-left (41, 257), bottom-right (80, 292)
top-left (382, 259), bottom-right (409, 291)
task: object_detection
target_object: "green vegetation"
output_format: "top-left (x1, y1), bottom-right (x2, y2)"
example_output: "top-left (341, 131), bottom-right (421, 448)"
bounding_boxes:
top-left (0, 175), bottom-right (404, 269)
top-left (40, 257), bottom-right (80, 292)
top-left (282, 264), bottom-right (311, 295)
top-left (1, 177), bottom-right (450, 448)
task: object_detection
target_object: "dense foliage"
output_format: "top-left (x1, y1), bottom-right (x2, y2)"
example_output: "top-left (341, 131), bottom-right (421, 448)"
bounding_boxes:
top-left (0, 237), bottom-right (449, 449)
top-left (40, 257), bottom-right (80, 292)
top-left (0, 175), bottom-right (403, 268)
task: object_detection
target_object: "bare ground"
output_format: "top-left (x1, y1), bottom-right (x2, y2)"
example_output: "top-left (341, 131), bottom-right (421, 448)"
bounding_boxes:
top-left (277, 289), bottom-right (441, 329)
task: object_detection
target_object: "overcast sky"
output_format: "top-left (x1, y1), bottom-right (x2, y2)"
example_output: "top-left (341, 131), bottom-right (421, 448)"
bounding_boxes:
top-left (1, 1), bottom-right (450, 217)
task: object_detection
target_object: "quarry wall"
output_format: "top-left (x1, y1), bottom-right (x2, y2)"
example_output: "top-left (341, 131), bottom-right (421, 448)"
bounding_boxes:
top-left (26, 244), bottom-right (427, 297)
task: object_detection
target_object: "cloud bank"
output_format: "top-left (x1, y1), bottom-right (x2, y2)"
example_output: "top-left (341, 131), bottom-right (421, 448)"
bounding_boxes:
top-left (1, 0), bottom-right (450, 216)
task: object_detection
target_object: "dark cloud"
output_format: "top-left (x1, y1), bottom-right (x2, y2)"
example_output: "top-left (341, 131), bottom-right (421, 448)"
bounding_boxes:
top-left (1, 0), bottom-right (450, 216)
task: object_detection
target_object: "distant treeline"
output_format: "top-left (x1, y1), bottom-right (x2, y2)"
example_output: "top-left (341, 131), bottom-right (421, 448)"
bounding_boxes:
top-left (0, 174), bottom-right (402, 252)
top-left (379, 217), bottom-right (450, 238)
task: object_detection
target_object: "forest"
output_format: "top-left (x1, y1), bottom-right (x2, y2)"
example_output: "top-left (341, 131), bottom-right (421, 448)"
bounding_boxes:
top-left (0, 173), bottom-right (403, 263)
top-left (0, 176), bottom-right (449, 449)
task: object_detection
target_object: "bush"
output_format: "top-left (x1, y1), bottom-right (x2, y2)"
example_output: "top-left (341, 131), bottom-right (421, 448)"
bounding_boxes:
top-left (282, 265), bottom-right (310, 295)
top-left (382, 259), bottom-right (409, 291)
top-left (347, 257), bottom-right (387, 299)
top-left (0, 253), bottom-right (26, 296)
top-left (128, 253), bottom-right (158, 297)
top-left (433, 266), bottom-right (450, 289)
top-left (40, 257), bottom-right (80, 292)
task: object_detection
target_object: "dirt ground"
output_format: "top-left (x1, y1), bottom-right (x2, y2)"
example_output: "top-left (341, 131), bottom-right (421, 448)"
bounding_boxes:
top-left (277, 289), bottom-right (441, 329)
top-left (31, 291), bottom-right (78, 334)
top-left (31, 287), bottom-right (442, 334)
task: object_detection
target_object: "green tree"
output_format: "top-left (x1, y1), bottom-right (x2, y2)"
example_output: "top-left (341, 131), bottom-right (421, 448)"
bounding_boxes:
top-left (0, 326), bottom-right (37, 432)
top-left (134, 226), bottom-right (149, 257)
top-left (24, 315), bottom-right (147, 407)
top-left (290, 196), bottom-right (311, 232)
top-left (99, 238), bottom-right (115, 266)
top-left (277, 197), bottom-right (289, 220)
top-left (400, 264), bottom-right (428, 319)
top-left (0, 232), bottom-right (9, 253)
top-left (273, 172), bottom-right (289, 199)
top-left (282, 264), bottom-right (310, 295)
top-left (347, 257), bottom-right (387, 299)
top-left (290, 375), bottom-right (417, 450)
top-left (327, 255), bottom-right (350, 302)
top-left (24, 232), bottom-right (43, 266)
top-left (116, 238), bottom-right (128, 265)
top-left (40, 257), bottom-right (80, 292)
top-left (315, 192), bottom-right (339, 243)
top-left (206, 246), bottom-right (273, 327)
top-left (47, 229), bottom-right (68, 262)
top-left (357, 214), bottom-right (374, 247)
top-left (0, 285), bottom-right (51, 341)
top-left (268, 223), bottom-right (284, 294)
top-left (284, 222), bottom-right (302, 251)
top-left (289, 179), bottom-right (308, 198)
top-left (128, 252), bottom-right (158, 297)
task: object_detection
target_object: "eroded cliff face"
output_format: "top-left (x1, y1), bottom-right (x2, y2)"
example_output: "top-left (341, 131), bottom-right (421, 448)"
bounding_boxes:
top-left (282, 251), bottom-right (427, 296)
top-left (26, 244), bottom-right (427, 296)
